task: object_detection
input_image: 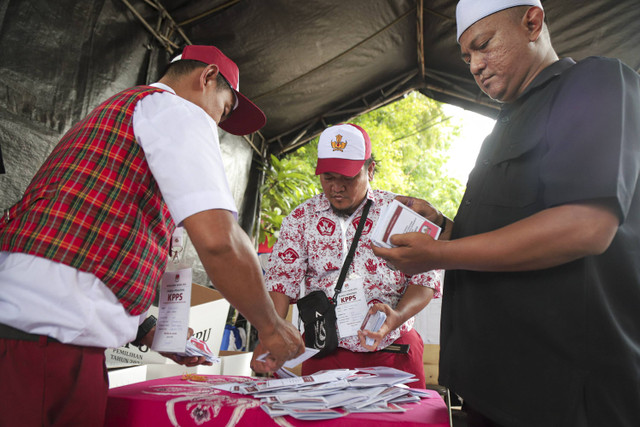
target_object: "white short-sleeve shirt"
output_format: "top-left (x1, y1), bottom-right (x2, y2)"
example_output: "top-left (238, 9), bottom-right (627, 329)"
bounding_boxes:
top-left (0, 83), bottom-right (236, 348)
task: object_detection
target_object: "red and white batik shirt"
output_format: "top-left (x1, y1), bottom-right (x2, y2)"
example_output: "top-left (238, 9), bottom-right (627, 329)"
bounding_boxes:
top-left (265, 189), bottom-right (442, 352)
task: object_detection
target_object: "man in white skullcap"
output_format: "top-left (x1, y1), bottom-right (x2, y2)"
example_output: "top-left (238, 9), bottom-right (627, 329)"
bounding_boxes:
top-left (373, 1), bottom-right (640, 425)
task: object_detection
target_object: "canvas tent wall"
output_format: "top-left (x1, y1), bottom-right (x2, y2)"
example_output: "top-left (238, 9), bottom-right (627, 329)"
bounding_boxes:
top-left (2, 0), bottom-right (640, 259)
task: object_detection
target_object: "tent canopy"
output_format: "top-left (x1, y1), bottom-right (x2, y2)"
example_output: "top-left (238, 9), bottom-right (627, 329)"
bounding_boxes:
top-left (2, 0), bottom-right (639, 208)
top-left (148, 0), bottom-right (640, 157)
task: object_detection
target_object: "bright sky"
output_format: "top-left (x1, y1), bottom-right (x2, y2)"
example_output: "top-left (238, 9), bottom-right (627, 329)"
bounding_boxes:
top-left (442, 103), bottom-right (496, 183)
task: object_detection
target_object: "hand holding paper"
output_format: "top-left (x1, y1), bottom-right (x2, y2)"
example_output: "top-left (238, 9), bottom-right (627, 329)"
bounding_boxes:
top-left (256, 347), bottom-right (320, 368)
top-left (157, 329), bottom-right (215, 367)
top-left (393, 195), bottom-right (442, 225)
top-left (361, 311), bottom-right (387, 346)
top-left (176, 336), bottom-right (219, 364)
top-left (250, 322), bottom-right (305, 374)
top-left (371, 199), bottom-right (441, 249)
top-left (371, 230), bottom-right (443, 275)
top-left (358, 307), bottom-right (393, 351)
top-left (258, 323), bottom-right (305, 373)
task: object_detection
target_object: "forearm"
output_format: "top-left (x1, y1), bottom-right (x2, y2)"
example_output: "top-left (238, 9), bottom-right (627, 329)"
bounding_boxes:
top-left (184, 210), bottom-right (280, 334)
top-left (439, 202), bottom-right (619, 271)
top-left (439, 217), bottom-right (453, 241)
top-left (269, 291), bottom-right (291, 319)
top-left (391, 285), bottom-right (434, 329)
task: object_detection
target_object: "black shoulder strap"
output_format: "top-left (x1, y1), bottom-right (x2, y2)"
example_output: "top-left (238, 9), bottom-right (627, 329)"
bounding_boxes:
top-left (332, 198), bottom-right (373, 303)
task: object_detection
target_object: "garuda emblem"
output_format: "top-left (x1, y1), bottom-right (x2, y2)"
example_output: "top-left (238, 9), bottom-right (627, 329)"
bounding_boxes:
top-left (331, 134), bottom-right (347, 152)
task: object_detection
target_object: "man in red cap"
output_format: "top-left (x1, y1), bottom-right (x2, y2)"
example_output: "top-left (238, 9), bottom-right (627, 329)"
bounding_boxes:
top-left (250, 123), bottom-right (444, 388)
top-left (0, 45), bottom-right (303, 425)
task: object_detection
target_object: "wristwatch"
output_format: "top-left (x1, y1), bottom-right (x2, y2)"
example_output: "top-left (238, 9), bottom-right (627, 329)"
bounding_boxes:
top-left (439, 214), bottom-right (448, 232)
top-left (132, 315), bottom-right (157, 347)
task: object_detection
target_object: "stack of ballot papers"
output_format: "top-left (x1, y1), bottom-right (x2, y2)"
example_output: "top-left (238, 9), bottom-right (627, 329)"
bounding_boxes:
top-left (209, 366), bottom-right (437, 421)
top-left (371, 199), bottom-right (441, 248)
top-left (176, 337), bottom-right (219, 364)
top-left (360, 310), bottom-right (387, 346)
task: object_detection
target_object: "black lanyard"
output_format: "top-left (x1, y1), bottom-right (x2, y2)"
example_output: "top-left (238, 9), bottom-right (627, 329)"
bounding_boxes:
top-left (331, 198), bottom-right (373, 304)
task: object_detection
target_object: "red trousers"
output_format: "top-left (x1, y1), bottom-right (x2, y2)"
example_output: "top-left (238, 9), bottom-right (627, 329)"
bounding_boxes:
top-left (301, 328), bottom-right (426, 388)
top-left (0, 337), bottom-right (108, 427)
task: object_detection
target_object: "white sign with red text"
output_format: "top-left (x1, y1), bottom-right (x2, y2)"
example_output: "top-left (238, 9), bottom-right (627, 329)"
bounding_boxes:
top-left (151, 267), bottom-right (192, 353)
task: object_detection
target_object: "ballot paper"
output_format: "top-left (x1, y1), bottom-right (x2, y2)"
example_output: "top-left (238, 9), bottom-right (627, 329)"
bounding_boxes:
top-left (260, 403), bottom-right (288, 417)
top-left (348, 402), bottom-right (407, 413)
top-left (274, 367), bottom-right (298, 379)
top-left (348, 366), bottom-right (417, 387)
top-left (176, 336), bottom-right (220, 364)
top-left (211, 366), bottom-right (435, 421)
top-left (371, 199), bottom-right (441, 248)
top-left (360, 310), bottom-right (387, 346)
top-left (254, 371), bottom-right (338, 392)
top-left (286, 408), bottom-right (346, 420)
top-left (256, 347), bottom-right (320, 368)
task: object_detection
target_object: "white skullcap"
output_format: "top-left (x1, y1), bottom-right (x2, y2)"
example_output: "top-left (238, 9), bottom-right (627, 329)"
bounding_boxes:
top-left (456, 0), bottom-right (543, 42)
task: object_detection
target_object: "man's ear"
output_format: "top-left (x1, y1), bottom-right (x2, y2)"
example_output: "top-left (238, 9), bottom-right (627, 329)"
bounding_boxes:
top-left (524, 6), bottom-right (544, 42)
top-left (367, 161), bottom-right (376, 180)
top-left (200, 64), bottom-right (220, 91)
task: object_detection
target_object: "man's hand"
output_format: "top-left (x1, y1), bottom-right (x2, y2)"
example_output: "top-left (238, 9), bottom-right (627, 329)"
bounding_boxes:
top-left (160, 352), bottom-right (212, 367)
top-left (251, 318), bottom-right (304, 373)
top-left (376, 201), bottom-right (621, 274)
top-left (395, 196), bottom-right (451, 240)
top-left (249, 341), bottom-right (271, 374)
top-left (357, 303), bottom-right (400, 351)
top-left (395, 195), bottom-right (441, 224)
top-left (141, 327), bottom-right (213, 367)
top-left (372, 231), bottom-right (442, 275)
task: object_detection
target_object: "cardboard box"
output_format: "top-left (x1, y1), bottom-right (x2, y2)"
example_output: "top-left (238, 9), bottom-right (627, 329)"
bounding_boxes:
top-left (424, 364), bottom-right (439, 385)
top-left (423, 343), bottom-right (440, 365)
top-left (189, 283), bottom-right (230, 357)
top-left (145, 352), bottom-right (255, 381)
top-left (423, 343), bottom-right (440, 385)
top-left (145, 362), bottom-right (222, 381)
top-left (105, 283), bottom-right (230, 371)
top-left (219, 350), bottom-right (253, 377)
top-left (108, 365), bottom-right (148, 388)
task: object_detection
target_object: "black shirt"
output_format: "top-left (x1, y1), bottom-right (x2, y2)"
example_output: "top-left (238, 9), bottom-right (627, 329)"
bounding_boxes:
top-left (440, 57), bottom-right (640, 426)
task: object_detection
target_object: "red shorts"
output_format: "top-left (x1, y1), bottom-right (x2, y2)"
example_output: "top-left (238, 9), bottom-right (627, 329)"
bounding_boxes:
top-left (301, 328), bottom-right (426, 388)
top-left (0, 336), bottom-right (108, 426)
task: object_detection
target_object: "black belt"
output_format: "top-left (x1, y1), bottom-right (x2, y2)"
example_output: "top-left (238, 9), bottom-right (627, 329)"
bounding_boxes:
top-left (0, 323), bottom-right (59, 343)
top-left (380, 343), bottom-right (410, 354)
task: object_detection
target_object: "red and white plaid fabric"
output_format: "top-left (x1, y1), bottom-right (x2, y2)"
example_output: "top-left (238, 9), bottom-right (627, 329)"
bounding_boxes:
top-left (0, 86), bottom-right (175, 315)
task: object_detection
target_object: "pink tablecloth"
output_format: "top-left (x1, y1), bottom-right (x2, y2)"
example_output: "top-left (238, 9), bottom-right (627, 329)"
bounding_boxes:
top-left (105, 375), bottom-right (450, 427)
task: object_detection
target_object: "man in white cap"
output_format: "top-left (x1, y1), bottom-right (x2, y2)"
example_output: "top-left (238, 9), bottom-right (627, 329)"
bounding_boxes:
top-left (0, 45), bottom-right (304, 425)
top-left (250, 123), bottom-right (443, 388)
top-left (373, 1), bottom-right (640, 425)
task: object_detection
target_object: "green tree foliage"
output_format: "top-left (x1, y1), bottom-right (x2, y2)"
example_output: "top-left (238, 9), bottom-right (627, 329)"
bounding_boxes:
top-left (258, 92), bottom-right (464, 246)
top-left (258, 153), bottom-right (320, 247)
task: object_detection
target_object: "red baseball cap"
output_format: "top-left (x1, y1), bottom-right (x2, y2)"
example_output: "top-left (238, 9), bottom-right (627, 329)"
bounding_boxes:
top-left (315, 123), bottom-right (372, 177)
top-left (174, 45), bottom-right (266, 135)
